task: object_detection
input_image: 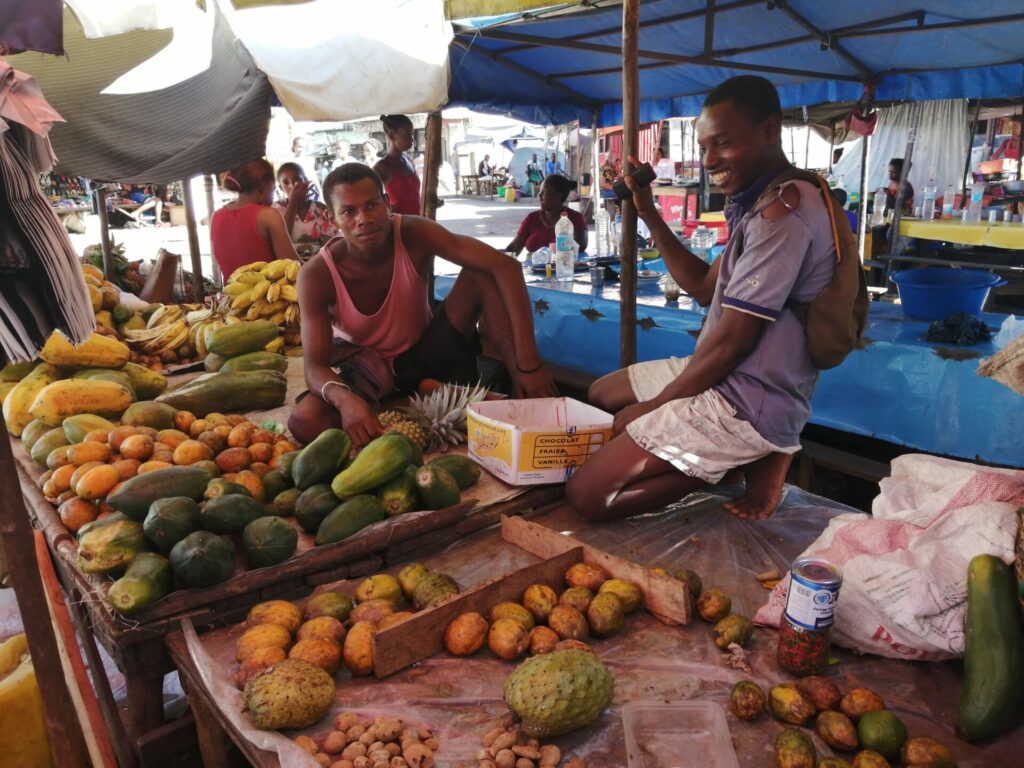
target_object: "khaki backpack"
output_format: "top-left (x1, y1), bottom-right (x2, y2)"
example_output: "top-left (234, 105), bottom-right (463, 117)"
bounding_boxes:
top-left (745, 167), bottom-right (869, 370)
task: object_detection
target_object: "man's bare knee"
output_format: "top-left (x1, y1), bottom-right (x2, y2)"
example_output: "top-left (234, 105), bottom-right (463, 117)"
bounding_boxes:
top-left (566, 474), bottom-right (614, 521)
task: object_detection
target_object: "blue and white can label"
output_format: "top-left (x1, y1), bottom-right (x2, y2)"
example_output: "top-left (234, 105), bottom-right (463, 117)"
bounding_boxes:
top-left (783, 557), bottom-right (843, 631)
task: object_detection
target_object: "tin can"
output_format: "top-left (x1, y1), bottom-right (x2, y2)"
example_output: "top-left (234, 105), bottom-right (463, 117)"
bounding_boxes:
top-left (778, 558), bottom-right (842, 676)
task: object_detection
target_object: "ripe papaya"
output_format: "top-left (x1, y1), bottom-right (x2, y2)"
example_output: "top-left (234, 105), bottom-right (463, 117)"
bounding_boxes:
top-left (122, 362), bottom-right (168, 399)
top-left (39, 331), bottom-right (129, 369)
top-left (3, 363), bottom-right (60, 436)
top-left (330, 434), bottom-right (412, 498)
top-left (107, 552), bottom-right (172, 615)
top-left (77, 513), bottom-right (147, 575)
top-left (29, 379), bottom-right (133, 425)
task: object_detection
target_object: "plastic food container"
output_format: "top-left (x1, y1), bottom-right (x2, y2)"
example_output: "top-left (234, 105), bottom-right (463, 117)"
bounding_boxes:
top-left (623, 700), bottom-right (739, 768)
top-left (890, 267), bottom-right (1006, 321)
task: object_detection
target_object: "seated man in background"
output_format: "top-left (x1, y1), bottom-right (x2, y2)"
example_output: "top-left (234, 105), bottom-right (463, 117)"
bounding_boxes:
top-left (290, 164), bottom-right (557, 446)
top-left (567, 75), bottom-right (842, 523)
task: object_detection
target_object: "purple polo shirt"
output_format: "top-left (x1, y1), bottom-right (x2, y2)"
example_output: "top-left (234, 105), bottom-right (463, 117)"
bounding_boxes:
top-left (696, 166), bottom-right (836, 447)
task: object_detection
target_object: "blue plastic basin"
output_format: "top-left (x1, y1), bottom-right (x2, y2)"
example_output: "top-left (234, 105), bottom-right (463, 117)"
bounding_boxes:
top-left (890, 267), bottom-right (1006, 321)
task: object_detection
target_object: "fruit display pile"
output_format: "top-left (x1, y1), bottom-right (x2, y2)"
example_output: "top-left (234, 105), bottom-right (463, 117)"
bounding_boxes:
top-left (293, 713), bottom-right (440, 768)
top-left (729, 676), bottom-right (959, 768)
top-left (222, 259), bottom-right (303, 354)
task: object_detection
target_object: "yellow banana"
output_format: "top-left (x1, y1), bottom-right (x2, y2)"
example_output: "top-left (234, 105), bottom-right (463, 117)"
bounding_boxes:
top-left (280, 284), bottom-right (299, 303)
top-left (264, 336), bottom-right (285, 353)
top-left (285, 260), bottom-right (300, 282)
top-left (245, 304), bottom-right (264, 321)
top-left (284, 346), bottom-right (303, 357)
top-left (233, 261), bottom-right (267, 275)
top-left (223, 282), bottom-right (249, 297)
top-left (234, 271), bottom-right (262, 286)
top-left (269, 311), bottom-right (288, 324)
top-left (263, 259), bottom-right (289, 280)
top-left (248, 280), bottom-right (270, 303)
top-left (231, 292), bottom-right (253, 311)
top-left (266, 282), bottom-right (281, 303)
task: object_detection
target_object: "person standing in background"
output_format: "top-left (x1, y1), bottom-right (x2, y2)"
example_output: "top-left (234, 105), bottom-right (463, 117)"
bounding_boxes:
top-left (546, 152), bottom-right (564, 177)
top-left (291, 135), bottom-right (321, 186)
top-left (374, 114), bottom-right (421, 215)
top-left (885, 158), bottom-right (914, 215)
top-left (526, 153), bottom-right (545, 196)
top-left (653, 147), bottom-right (676, 180)
top-left (273, 162), bottom-right (338, 243)
top-left (331, 139), bottom-right (359, 173)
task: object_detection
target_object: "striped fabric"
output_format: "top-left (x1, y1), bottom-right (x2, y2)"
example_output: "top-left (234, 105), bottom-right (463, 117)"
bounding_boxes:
top-left (0, 123), bottom-right (93, 362)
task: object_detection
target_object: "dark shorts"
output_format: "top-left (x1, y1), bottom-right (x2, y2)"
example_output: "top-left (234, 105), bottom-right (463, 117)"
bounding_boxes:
top-left (392, 302), bottom-right (480, 393)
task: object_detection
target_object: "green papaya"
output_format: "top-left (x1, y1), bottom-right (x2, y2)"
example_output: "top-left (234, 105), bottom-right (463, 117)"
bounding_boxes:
top-left (331, 433), bottom-right (412, 498)
top-left (277, 450), bottom-right (300, 479)
top-left (20, 419), bottom-right (53, 452)
top-left (30, 427), bottom-right (70, 467)
top-left (62, 414), bottom-right (115, 444)
top-left (77, 513), bottom-right (147, 575)
top-left (200, 494), bottom-right (269, 535)
top-left (0, 360), bottom-right (37, 382)
top-left (294, 484), bottom-right (339, 533)
top-left (377, 465), bottom-right (420, 516)
top-left (204, 353), bottom-right (227, 372)
top-left (203, 477), bottom-right (252, 501)
top-left (170, 531), bottom-right (236, 588)
top-left (426, 454), bottom-right (482, 490)
top-left (143, 497), bottom-right (201, 553)
top-left (106, 466), bottom-right (213, 520)
top-left (261, 469), bottom-right (292, 500)
top-left (292, 428), bottom-right (351, 490)
top-left (107, 552), bottom-right (172, 614)
top-left (122, 362), bottom-right (168, 399)
top-left (414, 464), bottom-right (461, 510)
top-left (220, 351), bottom-right (288, 374)
top-left (385, 431), bottom-right (423, 466)
top-left (268, 488), bottom-right (298, 517)
top-left (242, 516), bottom-right (298, 568)
top-left (315, 495), bottom-right (387, 546)
top-left (120, 401), bottom-right (176, 430)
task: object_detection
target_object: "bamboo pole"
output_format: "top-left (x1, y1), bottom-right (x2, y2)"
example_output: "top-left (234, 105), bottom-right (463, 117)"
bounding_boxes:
top-left (181, 177), bottom-right (204, 301)
top-left (0, 421), bottom-right (89, 767)
top-left (962, 99), bottom-right (983, 204)
top-left (204, 175), bottom-right (222, 288)
top-left (95, 185), bottom-right (114, 280)
top-left (619, 0), bottom-right (640, 368)
top-left (421, 111), bottom-right (443, 221)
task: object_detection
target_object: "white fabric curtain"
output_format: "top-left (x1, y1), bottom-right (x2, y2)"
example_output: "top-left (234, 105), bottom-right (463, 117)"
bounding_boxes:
top-left (833, 99), bottom-right (969, 203)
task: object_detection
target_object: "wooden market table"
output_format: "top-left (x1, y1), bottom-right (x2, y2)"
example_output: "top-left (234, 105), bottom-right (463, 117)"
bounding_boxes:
top-left (898, 218), bottom-right (1024, 250)
top-left (164, 491), bottom-right (1024, 767)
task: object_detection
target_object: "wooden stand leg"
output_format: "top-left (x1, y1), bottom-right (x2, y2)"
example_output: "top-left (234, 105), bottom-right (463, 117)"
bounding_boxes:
top-left (124, 664), bottom-right (167, 745)
top-left (177, 668), bottom-right (237, 768)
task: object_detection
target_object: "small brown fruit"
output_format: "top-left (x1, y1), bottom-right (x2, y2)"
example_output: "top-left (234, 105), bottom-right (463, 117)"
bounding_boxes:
top-left (528, 626), bottom-right (559, 655)
top-left (487, 618), bottom-right (530, 660)
top-left (696, 589), bottom-right (731, 622)
top-left (489, 602), bottom-right (535, 630)
top-left (797, 676), bottom-right (842, 711)
top-left (768, 683), bottom-right (817, 726)
top-left (729, 680), bottom-right (766, 720)
top-left (444, 612), bottom-right (488, 656)
top-left (558, 586), bottom-right (593, 613)
top-left (840, 688), bottom-right (886, 721)
top-left (547, 605), bottom-right (589, 641)
top-left (521, 584), bottom-right (558, 623)
top-left (564, 562), bottom-right (609, 591)
top-left (817, 710), bottom-right (860, 752)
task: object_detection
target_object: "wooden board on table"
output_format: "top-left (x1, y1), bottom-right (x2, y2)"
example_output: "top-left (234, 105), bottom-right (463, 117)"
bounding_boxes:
top-left (500, 514), bottom-right (691, 625)
top-left (371, 547), bottom-right (583, 678)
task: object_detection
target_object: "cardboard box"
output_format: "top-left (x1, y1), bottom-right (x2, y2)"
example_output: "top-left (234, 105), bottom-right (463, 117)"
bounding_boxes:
top-left (466, 397), bottom-right (613, 485)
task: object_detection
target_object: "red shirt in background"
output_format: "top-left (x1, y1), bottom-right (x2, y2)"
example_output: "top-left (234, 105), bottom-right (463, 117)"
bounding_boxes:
top-left (210, 204), bottom-right (277, 279)
top-left (515, 208), bottom-right (587, 253)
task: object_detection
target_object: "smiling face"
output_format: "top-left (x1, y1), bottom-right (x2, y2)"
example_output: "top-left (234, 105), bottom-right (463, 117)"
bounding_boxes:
top-left (696, 99), bottom-right (781, 196)
top-left (331, 177), bottom-right (392, 251)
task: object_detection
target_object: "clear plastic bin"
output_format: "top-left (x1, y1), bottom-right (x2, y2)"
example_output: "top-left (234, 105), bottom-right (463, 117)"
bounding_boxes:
top-left (623, 700), bottom-right (739, 768)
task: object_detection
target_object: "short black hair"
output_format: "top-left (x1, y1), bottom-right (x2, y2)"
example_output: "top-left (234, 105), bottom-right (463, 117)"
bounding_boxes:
top-left (276, 161), bottom-right (306, 181)
top-left (323, 163), bottom-right (386, 212)
top-left (889, 158), bottom-right (906, 173)
top-left (704, 75), bottom-right (782, 125)
top-left (542, 174), bottom-right (576, 203)
top-left (381, 114), bottom-right (413, 134)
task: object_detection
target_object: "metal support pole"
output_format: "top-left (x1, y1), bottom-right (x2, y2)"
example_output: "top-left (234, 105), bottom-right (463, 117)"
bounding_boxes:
top-left (204, 175), bottom-right (222, 287)
top-left (885, 104), bottom-right (921, 283)
top-left (181, 178), bottom-right (204, 302)
top-left (962, 99), bottom-right (983, 204)
top-left (857, 133), bottom-right (871, 263)
top-left (620, 0), bottom-right (639, 367)
top-left (95, 185), bottom-right (114, 280)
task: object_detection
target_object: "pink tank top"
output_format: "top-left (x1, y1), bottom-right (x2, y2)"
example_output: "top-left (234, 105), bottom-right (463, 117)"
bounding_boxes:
top-left (385, 170), bottom-right (422, 216)
top-left (210, 204), bottom-right (276, 279)
top-left (319, 215), bottom-right (431, 360)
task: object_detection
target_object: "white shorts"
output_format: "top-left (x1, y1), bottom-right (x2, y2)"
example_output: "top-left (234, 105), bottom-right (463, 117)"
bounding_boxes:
top-left (625, 356), bottom-right (798, 484)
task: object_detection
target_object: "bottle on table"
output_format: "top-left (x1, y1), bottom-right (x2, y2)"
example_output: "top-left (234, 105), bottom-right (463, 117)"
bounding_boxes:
top-left (594, 206), bottom-right (611, 258)
top-left (872, 188), bottom-right (887, 226)
top-left (922, 180), bottom-right (937, 220)
top-left (942, 184), bottom-right (956, 219)
top-left (554, 212), bottom-right (575, 282)
top-left (965, 183), bottom-right (984, 224)
top-left (690, 225), bottom-right (715, 263)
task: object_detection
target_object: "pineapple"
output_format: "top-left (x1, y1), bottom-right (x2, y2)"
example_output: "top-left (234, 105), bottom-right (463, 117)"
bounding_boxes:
top-left (398, 381), bottom-right (489, 453)
top-left (377, 410), bottom-right (428, 451)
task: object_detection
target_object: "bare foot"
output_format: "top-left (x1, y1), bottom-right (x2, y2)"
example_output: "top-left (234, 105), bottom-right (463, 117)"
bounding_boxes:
top-left (722, 452), bottom-right (795, 520)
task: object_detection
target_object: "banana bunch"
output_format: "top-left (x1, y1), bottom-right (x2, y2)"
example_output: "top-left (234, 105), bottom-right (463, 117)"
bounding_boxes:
top-left (186, 307), bottom-right (228, 358)
top-left (222, 259), bottom-right (302, 349)
top-left (122, 317), bottom-right (190, 356)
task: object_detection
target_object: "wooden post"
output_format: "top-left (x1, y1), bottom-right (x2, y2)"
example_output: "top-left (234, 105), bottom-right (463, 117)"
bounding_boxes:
top-left (0, 422), bottom-right (88, 766)
top-left (619, 0), bottom-right (640, 368)
top-left (204, 175), bottom-right (222, 288)
top-left (886, 104), bottom-right (920, 273)
top-left (421, 111), bottom-right (443, 221)
top-left (181, 178), bottom-right (204, 302)
top-left (95, 185), bottom-right (114, 280)
top-left (962, 99), bottom-right (983, 204)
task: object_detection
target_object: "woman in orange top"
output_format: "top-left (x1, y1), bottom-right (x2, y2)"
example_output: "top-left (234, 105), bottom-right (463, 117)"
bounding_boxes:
top-left (210, 159), bottom-right (298, 279)
top-left (373, 114), bottom-right (421, 215)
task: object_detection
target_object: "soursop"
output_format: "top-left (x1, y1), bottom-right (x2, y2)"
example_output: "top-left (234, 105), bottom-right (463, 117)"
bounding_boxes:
top-left (243, 659), bottom-right (334, 729)
top-left (503, 649), bottom-right (614, 737)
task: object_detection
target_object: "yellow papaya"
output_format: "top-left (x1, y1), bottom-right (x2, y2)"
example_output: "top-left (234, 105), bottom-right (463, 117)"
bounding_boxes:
top-left (39, 331), bottom-right (129, 369)
top-left (29, 379), bottom-right (133, 426)
top-left (81, 264), bottom-right (104, 281)
top-left (0, 360), bottom-right (38, 382)
top-left (3, 363), bottom-right (61, 436)
top-left (94, 310), bottom-right (114, 330)
top-left (0, 382), bottom-right (15, 405)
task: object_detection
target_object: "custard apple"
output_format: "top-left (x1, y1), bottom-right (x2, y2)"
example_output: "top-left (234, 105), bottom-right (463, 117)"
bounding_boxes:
top-left (503, 648), bottom-right (614, 737)
top-left (243, 658), bottom-right (334, 729)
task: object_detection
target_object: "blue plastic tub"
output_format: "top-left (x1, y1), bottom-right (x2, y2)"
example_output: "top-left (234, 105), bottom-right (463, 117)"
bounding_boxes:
top-left (890, 268), bottom-right (1006, 321)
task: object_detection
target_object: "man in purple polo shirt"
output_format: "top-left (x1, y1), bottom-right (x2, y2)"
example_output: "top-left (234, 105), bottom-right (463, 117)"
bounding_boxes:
top-left (567, 75), bottom-right (836, 522)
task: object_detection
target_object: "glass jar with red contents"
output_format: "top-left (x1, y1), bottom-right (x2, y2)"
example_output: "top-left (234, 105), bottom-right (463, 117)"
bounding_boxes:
top-left (777, 557), bottom-right (843, 676)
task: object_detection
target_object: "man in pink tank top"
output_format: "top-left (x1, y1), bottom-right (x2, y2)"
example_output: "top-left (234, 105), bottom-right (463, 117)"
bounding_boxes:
top-left (290, 164), bottom-right (557, 446)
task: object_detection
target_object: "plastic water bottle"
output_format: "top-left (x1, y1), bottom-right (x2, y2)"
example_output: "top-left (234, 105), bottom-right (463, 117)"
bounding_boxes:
top-left (690, 225), bottom-right (715, 263)
top-left (554, 212), bottom-right (575, 281)
top-left (612, 214), bottom-right (622, 256)
top-left (942, 184), bottom-right (956, 219)
top-left (594, 206), bottom-right (611, 258)
top-left (922, 180), bottom-right (937, 220)
top-left (872, 188), bottom-right (887, 225)
top-left (966, 183), bottom-right (984, 224)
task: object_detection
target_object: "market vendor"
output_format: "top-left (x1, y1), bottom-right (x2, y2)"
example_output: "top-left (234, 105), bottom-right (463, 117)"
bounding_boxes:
top-left (273, 162), bottom-right (338, 243)
top-left (210, 159), bottom-right (298, 279)
top-left (289, 163), bottom-right (557, 446)
top-left (567, 76), bottom-right (840, 523)
top-left (885, 157), bottom-right (914, 215)
top-left (505, 175), bottom-right (588, 257)
top-left (373, 114), bottom-right (421, 216)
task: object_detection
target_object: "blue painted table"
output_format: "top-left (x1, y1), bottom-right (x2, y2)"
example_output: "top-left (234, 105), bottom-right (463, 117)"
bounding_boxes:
top-left (436, 260), bottom-right (1024, 467)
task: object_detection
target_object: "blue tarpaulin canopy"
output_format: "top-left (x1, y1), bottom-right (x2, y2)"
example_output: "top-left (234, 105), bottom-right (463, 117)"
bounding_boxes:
top-left (448, 0), bottom-right (1024, 126)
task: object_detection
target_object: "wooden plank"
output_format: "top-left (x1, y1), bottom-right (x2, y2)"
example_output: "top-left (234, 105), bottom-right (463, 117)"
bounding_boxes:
top-left (501, 515), bottom-right (691, 625)
top-left (371, 548), bottom-right (583, 678)
top-left (799, 439), bottom-right (890, 483)
top-left (182, 178), bottom-right (204, 301)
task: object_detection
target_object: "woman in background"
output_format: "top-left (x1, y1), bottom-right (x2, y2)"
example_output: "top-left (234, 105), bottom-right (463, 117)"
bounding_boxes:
top-left (374, 114), bottom-right (421, 215)
top-left (210, 159), bottom-right (297, 279)
top-left (505, 174), bottom-right (587, 257)
top-left (273, 162), bottom-right (338, 243)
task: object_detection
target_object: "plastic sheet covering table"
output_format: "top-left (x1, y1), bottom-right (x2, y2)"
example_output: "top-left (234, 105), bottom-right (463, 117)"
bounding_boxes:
top-left (166, 487), bottom-right (1023, 767)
